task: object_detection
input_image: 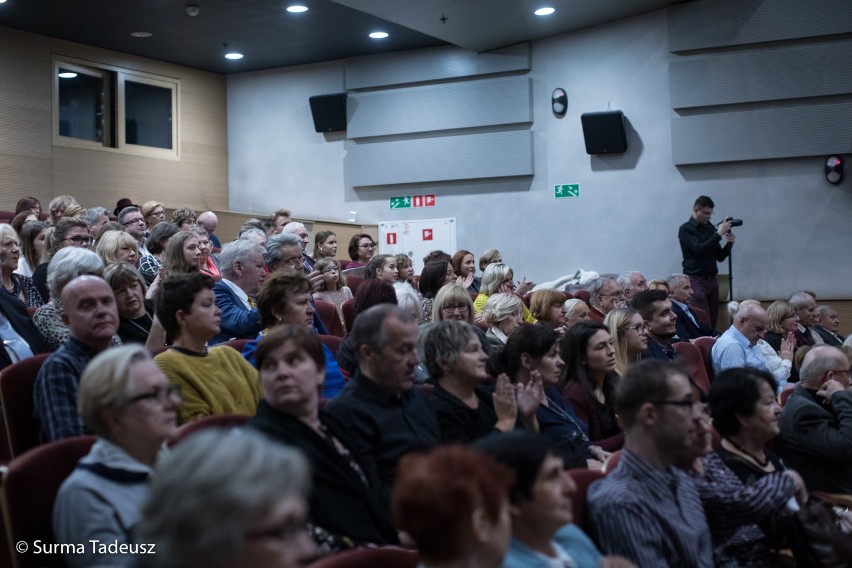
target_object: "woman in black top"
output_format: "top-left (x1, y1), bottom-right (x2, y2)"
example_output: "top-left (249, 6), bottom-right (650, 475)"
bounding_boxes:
top-left (105, 263), bottom-right (165, 348)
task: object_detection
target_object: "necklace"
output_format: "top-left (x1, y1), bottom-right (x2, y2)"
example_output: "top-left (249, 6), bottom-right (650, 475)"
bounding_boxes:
top-left (725, 437), bottom-right (769, 467)
top-left (123, 312), bottom-right (152, 337)
top-left (1, 276), bottom-right (19, 297)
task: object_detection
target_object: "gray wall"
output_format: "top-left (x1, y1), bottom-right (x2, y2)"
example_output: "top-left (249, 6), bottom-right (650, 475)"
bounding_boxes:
top-left (227, 6), bottom-right (852, 300)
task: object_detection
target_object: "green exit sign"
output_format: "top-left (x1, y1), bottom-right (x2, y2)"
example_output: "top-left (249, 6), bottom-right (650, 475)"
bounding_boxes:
top-left (554, 184), bottom-right (579, 198)
top-left (389, 196), bottom-right (411, 209)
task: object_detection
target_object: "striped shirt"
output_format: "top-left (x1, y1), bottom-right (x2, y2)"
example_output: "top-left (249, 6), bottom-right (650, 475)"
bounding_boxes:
top-left (588, 449), bottom-right (713, 567)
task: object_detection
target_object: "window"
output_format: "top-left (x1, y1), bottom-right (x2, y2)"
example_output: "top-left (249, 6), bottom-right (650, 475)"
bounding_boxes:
top-left (54, 57), bottom-right (179, 159)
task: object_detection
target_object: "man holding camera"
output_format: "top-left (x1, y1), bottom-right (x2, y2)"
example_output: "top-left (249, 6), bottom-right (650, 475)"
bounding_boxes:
top-left (678, 195), bottom-right (735, 328)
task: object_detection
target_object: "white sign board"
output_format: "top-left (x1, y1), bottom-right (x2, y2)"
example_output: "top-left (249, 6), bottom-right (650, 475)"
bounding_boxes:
top-left (378, 218), bottom-right (457, 275)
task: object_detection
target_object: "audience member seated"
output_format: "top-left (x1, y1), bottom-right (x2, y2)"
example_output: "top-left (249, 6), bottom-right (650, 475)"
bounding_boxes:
top-left (310, 230), bottom-right (337, 262)
top-left (394, 281), bottom-right (422, 323)
top-left (421, 320), bottom-right (528, 443)
top-left (476, 432), bottom-right (624, 568)
top-left (474, 262), bottom-right (536, 323)
top-left (343, 233), bottom-right (375, 270)
top-left (647, 278), bottom-right (672, 296)
top-left (170, 207), bottom-right (197, 231)
top-left (141, 200), bottom-right (166, 233)
top-left (432, 283), bottom-right (489, 350)
top-left (280, 221), bottom-right (314, 271)
top-left (711, 300), bottom-right (771, 375)
top-left (418, 259), bottom-right (454, 323)
top-left (364, 253), bottom-right (399, 285)
top-left (34, 247), bottom-right (118, 350)
top-left (0, 223), bottom-right (43, 308)
top-left (587, 275), bottom-right (623, 323)
top-left (618, 270), bottom-right (647, 304)
top-left (33, 216), bottom-right (91, 301)
top-left (53, 345), bottom-right (179, 568)
top-left (48, 195), bottom-right (78, 225)
top-left (452, 249), bottom-right (480, 292)
top-left (34, 275), bottom-right (120, 441)
top-left (325, 305), bottom-right (440, 504)
top-left (11, 210), bottom-right (38, 236)
top-left (243, 270), bottom-right (345, 397)
top-left (153, 272), bottom-right (261, 425)
top-left (85, 207), bottom-right (110, 236)
top-left (105, 263), bottom-right (164, 348)
top-left (145, 230), bottom-right (201, 299)
top-left (588, 360), bottom-right (714, 566)
top-left (247, 325), bottom-right (398, 552)
top-left (605, 307), bottom-right (647, 377)
top-left (478, 248), bottom-right (502, 271)
top-left (117, 206), bottom-right (150, 257)
top-left (789, 290), bottom-right (822, 347)
top-left (530, 289), bottom-right (568, 334)
top-left (482, 293), bottom-right (524, 350)
top-left (559, 321), bottom-right (623, 452)
top-left (15, 196), bottom-right (42, 220)
top-left (667, 274), bottom-right (717, 341)
top-left (813, 304), bottom-right (844, 346)
top-left (0, 275), bottom-right (47, 371)
top-left (268, 208), bottom-right (292, 234)
top-left (138, 222), bottom-right (180, 285)
top-left (197, 211), bottom-right (220, 249)
top-left (493, 324), bottom-right (608, 469)
top-left (393, 445), bottom-right (514, 568)
top-left (395, 253), bottom-right (415, 288)
top-left (764, 299), bottom-right (799, 354)
top-left (211, 239), bottom-right (265, 344)
top-left (264, 231), bottom-right (304, 272)
top-left (93, 221), bottom-right (124, 245)
top-left (700, 367), bottom-right (807, 567)
top-left (632, 289), bottom-right (678, 361)
top-left (776, 345), bottom-right (852, 495)
top-left (731, 300), bottom-right (795, 391)
top-left (16, 219), bottom-right (48, 278)
top-left (95, 229), bottom-right (140, 268)
top-left (313, 258), bottom-right (353, 330)
top-left (137, 429), bottom-right (315, 568)
top-left (192, 225), bottom-right (220, 281)
top-left (334, 279), bottom-right (398, 376)
top-left (563, 298), bottom-right (590, 328)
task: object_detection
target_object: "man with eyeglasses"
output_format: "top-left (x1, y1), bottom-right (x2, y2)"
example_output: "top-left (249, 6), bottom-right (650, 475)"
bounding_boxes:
top-left (34, 275), bottom-right (120, 442)
top-left (117, 206), bottom-right (150, 257)
top-left (711, 302), bottom-right (770, 376)
top-left (776, 345), bottom-right (852, 495)
top-left (588, 275), bottom-right (623, 322)
top-left (667, 274), bottom-right (718, 341)
top-left (280, 221), bottom-right (314, 272)
top-left (589, 359), bottom-right (713, 567)
top-left (633, 289), bottom-right (679, 361)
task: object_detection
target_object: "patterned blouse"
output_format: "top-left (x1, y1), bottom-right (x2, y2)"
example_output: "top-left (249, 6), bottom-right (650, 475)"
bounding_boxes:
top-left (1, 274), bottom-right (44, 309)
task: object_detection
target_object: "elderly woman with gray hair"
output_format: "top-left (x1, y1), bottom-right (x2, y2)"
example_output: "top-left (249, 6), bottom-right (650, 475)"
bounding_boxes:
top-left (137, 429), bottom-right (315, 568)
top-left (33, 247), bottom-right (122, 350)
top-left (473, 262), bottom-right (536, 324)
top-left (482, 292), bottom-right (524, 350)
top-left (0, 223), bottom-right (44, 308)
top-left (53, 345), bottom-right (180, 568)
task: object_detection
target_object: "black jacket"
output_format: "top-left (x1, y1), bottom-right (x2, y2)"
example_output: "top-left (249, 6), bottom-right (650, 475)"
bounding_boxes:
top-left (0, 292), bottom-right (49, 369)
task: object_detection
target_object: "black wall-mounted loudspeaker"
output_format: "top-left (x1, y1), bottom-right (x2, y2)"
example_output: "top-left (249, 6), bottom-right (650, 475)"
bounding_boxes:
top-left (580, 111), bottom-right (627, 155)
top-left (309, 93), bottom-right (347, 133)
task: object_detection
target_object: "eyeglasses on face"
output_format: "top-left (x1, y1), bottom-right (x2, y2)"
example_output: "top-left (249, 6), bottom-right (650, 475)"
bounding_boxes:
top-left (441, 304), bottom-right (469, 313)
top-left (64, 235), bottom-right (94, 246)
top-left (122, 217), bottom-right (146, 226)
top-left (825, 368), bottom-right (852, 381)
top-left (124, 384), bottom-right (182, 406)
top-left (359, 243), bottom-right (376, 249)
top-left (624, 323), bottom-right (649, 334)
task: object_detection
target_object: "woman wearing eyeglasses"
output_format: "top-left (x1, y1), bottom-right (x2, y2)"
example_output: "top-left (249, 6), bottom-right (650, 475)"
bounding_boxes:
top-left (32, 217), bottom-right (93, 303)
top-left (0, 223), bottom-right (44, 308)
top-left (343, 233), bottom-right (375, 270)
top-left (53, 345), bottom-right (180, 568)
top-left (432, 283), bottom-right (490, 353)
top-left (141, 201), bottom-right (166, 232)
top-left (604, 308), bottom-right (647, 377)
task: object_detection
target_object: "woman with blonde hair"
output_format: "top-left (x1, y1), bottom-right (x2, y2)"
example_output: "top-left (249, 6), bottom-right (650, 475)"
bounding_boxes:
top-left (482, 293), bottom-right (524, 350)
top-left (764, 300), bottom-right (798, 355)
top-left (433, 283), bottom-right (490, 352)
top-left (170, 207), bottom-right (196, 231)
top-left (474, 263), bottom-right (536, 323)
top-left (95, 230), bottom-right (140, 268)
top-left (604, 307), bottom-right (647, 376)
top-left (141, 201), bottom-right (166, 231)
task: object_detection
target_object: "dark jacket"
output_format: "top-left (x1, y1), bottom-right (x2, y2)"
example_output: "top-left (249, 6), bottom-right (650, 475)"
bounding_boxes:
top-left (0, 292), bottom-right (48, 369)
top-left (672, 301), bottom-right (717, 342)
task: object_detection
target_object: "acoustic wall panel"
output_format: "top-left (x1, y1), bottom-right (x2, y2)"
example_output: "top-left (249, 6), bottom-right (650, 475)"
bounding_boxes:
top-left (670, 41), bottom-right (852, 109)
top-left (347, 77), bottom-right (531, 138)
top-left (345, 43), bottom-right (530, 90)
top-left (671, 102), bottom-right (852, 165)
top-left (669, 0), bottom-right (852, 53)
top-left (346, 130), bottom-right (532, 187)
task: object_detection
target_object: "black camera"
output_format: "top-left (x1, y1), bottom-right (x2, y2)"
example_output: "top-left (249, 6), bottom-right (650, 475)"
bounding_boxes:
top-left (725, 217), bottom-right (743, 227)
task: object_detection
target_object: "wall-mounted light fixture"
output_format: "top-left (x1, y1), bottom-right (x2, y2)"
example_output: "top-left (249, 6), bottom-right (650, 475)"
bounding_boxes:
top-left (551, 88), bottom-right (567, 117)
top-left (826, 155), bottom-right (844, 184)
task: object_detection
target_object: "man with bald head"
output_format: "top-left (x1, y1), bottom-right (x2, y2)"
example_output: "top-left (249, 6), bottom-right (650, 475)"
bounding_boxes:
top-left (776, 345), bottom-right (852, 494)
top-left (33, 275), bottom-right (120, 441)
top-left (711, 302), bottom-right (770, 375)
top-left (197, 211), bottom-right (220, 249)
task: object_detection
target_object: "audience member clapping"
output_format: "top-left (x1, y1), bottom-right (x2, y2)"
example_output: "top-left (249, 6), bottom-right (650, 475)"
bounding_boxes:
top-left (451, 249), bottom-right (479, 291)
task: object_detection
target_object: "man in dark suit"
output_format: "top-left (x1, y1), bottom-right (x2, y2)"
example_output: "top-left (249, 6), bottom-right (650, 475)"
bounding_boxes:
top-left (776, 345), bottom-right (852, 494)
top-left (813, 304), bottom-right (844, 347)
top-left (668, 274), bottom-right (718, 342)
top-left (0, 292), bottom-right (48, 370)
top-left (788, 290), bottom-right (822, 347)
top-left (211, 239), bottom-right (266, 344)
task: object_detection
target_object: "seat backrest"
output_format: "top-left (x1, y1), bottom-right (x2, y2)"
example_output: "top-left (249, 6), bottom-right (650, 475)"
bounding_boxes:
top-left (601, 450), bottom-right (621, 474)
top-left (522, 291), bottom-right (533, 308)
top-left (340, 298), bottom-right (356, 333)
top-left (692, 336), bottom-right (717, 383)
top-left (566, 468), bottom-right (606, 532)
top-left (170, 414), bottom-right (251, 446)
top-left (0, 353), bottom-right (52, 458)
top-left (690, 304), bottom-right (712, 328)
top-left (318, 334), bottom-right (342, 355)
top-left (224, 338), bottom-right (252, 354)
top-left (309, 546), bottom-right (419, 568)
top-left (673, 341), bottom-right (711, 395)
top-left (346, 275), bottom-right (364, 297)
top-left (1, 435), bottom-right (96, 568)
top-left (314, 300), bottom-right (345, 338)
top-left (779, 387), bottom-right (795, 407)
top-left (572, 289), bottom-right (591, 305)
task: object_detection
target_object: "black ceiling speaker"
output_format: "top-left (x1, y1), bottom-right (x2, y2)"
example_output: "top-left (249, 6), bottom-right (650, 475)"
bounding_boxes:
top-left (309, 93), bottom-right (347, 133)
top-left (825, 155), bottom-right (843, 184)
top-left (580, 110), bottom-right (627, 154)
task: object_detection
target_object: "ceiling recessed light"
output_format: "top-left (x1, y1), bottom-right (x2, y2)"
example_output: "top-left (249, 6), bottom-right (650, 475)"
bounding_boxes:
top-left (130, 31), bottom-right (152, 38)
top-left (58, 72), bottom-right (78, 79)
top-left (535, 7), bottom-right (555, 16)
top-left (225, 52), bottom-right (244, 60)
top-left (369, 31), bottom-right (389, 39)
top-left (286, 5), bottom-right (308, 13)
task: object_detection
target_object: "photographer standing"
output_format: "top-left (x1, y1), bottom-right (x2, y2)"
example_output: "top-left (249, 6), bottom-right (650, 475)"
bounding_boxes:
top-left (678, 195), bottom-right (734, 328)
